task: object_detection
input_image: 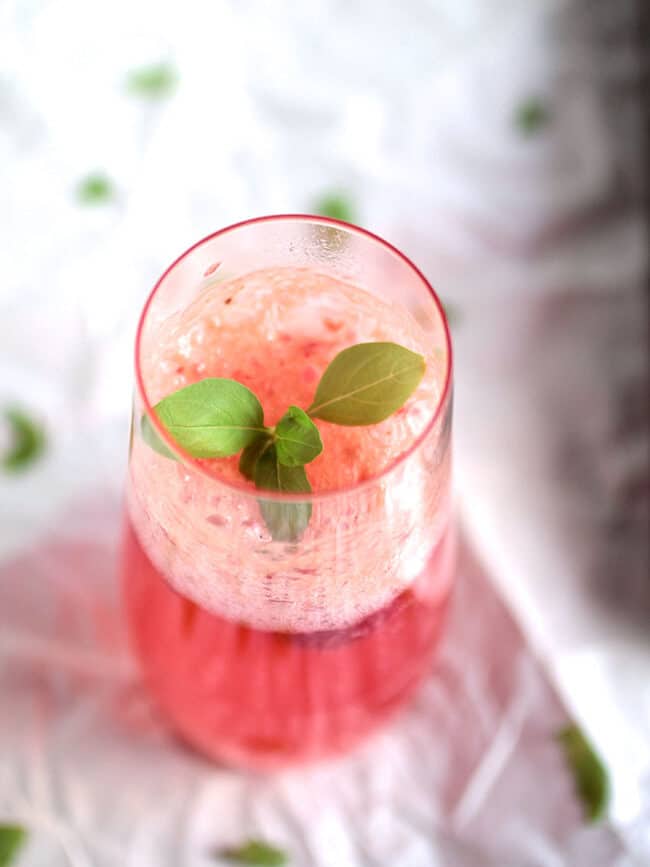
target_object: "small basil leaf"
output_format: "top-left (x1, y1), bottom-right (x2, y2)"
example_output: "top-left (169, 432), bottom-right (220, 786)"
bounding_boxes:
top-left (239, 435), bottom-right (273, 481)
top-left (126, 62), bottom-right (177, 99)
top-left (515, 97), bottom-right (549, 135)
top-left (313, 192), bottom-right (356, 224)
top-left (76, 173), bottom-right (115, 205)
top-left (274, 406), bottom-right (323, 467)
top-left (557, 723), bottom-right (610, 822)
top-left (151, 378), bottom-right (266, 458)
top-left (2, 407), bottom-right (46, 473)
top-left (0, 824), bottom-right (28, 867)
top-left (215, 838), bottom-right (288, 865)
top-left (308, 342), bottom-right (425, 425)
top-left (254, 446), bottom-right (312, 542)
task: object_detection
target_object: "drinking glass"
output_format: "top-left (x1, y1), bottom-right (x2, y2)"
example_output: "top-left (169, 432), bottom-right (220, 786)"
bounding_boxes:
top-left (123, 215), bottom-right (454, 769)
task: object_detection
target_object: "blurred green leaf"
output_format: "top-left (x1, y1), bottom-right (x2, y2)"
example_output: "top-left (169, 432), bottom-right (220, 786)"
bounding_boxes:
top-left (515, 98), bottom-right (549, 135)
top-left (126, 62), bottom-right (178, 99)
top-left (2, 407), bottom-right (46, 473)
top-left (0, 824), bottom-right (27, 867)
top-left (215, 839), bottom-right (288, 865)
top-left (76, 173), bottom-right (115, 205)
top-left (313, 192), bottom-right (356, 224)
top-left (557, 723), bottom-right (610, 822)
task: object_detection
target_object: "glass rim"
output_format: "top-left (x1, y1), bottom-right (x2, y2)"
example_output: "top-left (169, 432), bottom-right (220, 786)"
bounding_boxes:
top-left (135, 213), bottom-right (453, 504)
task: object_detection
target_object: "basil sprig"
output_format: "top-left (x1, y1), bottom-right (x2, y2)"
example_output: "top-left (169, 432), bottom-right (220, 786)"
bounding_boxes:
top-left (141, 342), bottom-right (425, 540)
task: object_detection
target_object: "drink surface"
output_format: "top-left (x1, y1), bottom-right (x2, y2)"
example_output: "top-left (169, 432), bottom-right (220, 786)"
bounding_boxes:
top-left (124, 263), bottom-right (453, 767)
top-left (140, 265), bottom-right (444, 489)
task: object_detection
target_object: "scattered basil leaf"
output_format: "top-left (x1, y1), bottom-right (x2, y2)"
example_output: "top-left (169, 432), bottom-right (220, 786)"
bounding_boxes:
top-left (308, 342), bottom-right (425, 425)
top-left (313, 192), bottom-right (356, 224)
top-left (515, 98), bottom-right (549, 135)
top-left (76, 173), bottom-right (115, 205)
top-left (557, 723), bottom-right (610, 822)
top-left (2, 407), bottom-right (46, 473)
top-left (254, 446), bottom-right (312, 542)
top-left (215, 838), bottom-right (288, 865)
top-left (239, 435), bottom-right (273, 481)
top-left (126, 62), bottom-right (178, 99)
top-left (151, 378), bottom-right (267, 458)
top-left (140, 412), bottom-right (177, 460)
top-left (0, 824), bottom-right (27, 867)
top-left (274, 406), bottom-right (323, 467)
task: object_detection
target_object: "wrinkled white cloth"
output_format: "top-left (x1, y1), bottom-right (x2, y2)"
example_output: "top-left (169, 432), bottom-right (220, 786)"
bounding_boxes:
top-left (1, 0), bottom-right (648, 864)
top-left (0, 496), bottom-right (628, 866)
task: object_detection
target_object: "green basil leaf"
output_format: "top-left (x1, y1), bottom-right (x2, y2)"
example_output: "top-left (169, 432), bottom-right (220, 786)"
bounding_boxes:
top-left (215, 838), bottom-right (288, 865)
top-left (126, 62), bottom-right (177, 99)
top-left (557, 724), bottom-right (610, 822)
top-left (515, 97), bottom-right (549, 135)
top-left (0, 824), bottom-right (27, 867)
top-left (239, 435), bottom-right (273, 481)
top-left (76, 173), bottom-right (115, 205)
top-left (274, 406), bottom-right (323, 467)
top-left (308, 342), bottom-right (425, 425)
top-left (254, 446), bottom-right (312, 542)
top-left (150, 378), bottom-right (266, 458)
top-left (313, 191), bottom-right (356, 224)
top-left (2, 407), bottom-right (46, 473)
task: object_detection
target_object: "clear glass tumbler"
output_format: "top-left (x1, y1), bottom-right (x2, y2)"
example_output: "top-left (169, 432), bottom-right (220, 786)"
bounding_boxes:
top-left (122, 215), bottom-right (454, 769)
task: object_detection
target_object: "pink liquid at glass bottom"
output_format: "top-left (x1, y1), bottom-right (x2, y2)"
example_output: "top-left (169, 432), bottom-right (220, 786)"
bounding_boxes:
top-left (122, 520), bottom-right (454, 769)
top-left (125, 262), bottom-right (453, 768)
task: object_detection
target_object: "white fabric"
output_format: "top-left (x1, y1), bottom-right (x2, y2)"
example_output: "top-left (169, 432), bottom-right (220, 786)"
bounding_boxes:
top-left (1, 0), bottom-right (647, 864)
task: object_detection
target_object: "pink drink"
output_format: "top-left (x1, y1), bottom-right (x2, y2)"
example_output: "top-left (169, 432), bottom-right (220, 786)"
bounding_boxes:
top-left (124, 217), bottom-right (453, 769)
